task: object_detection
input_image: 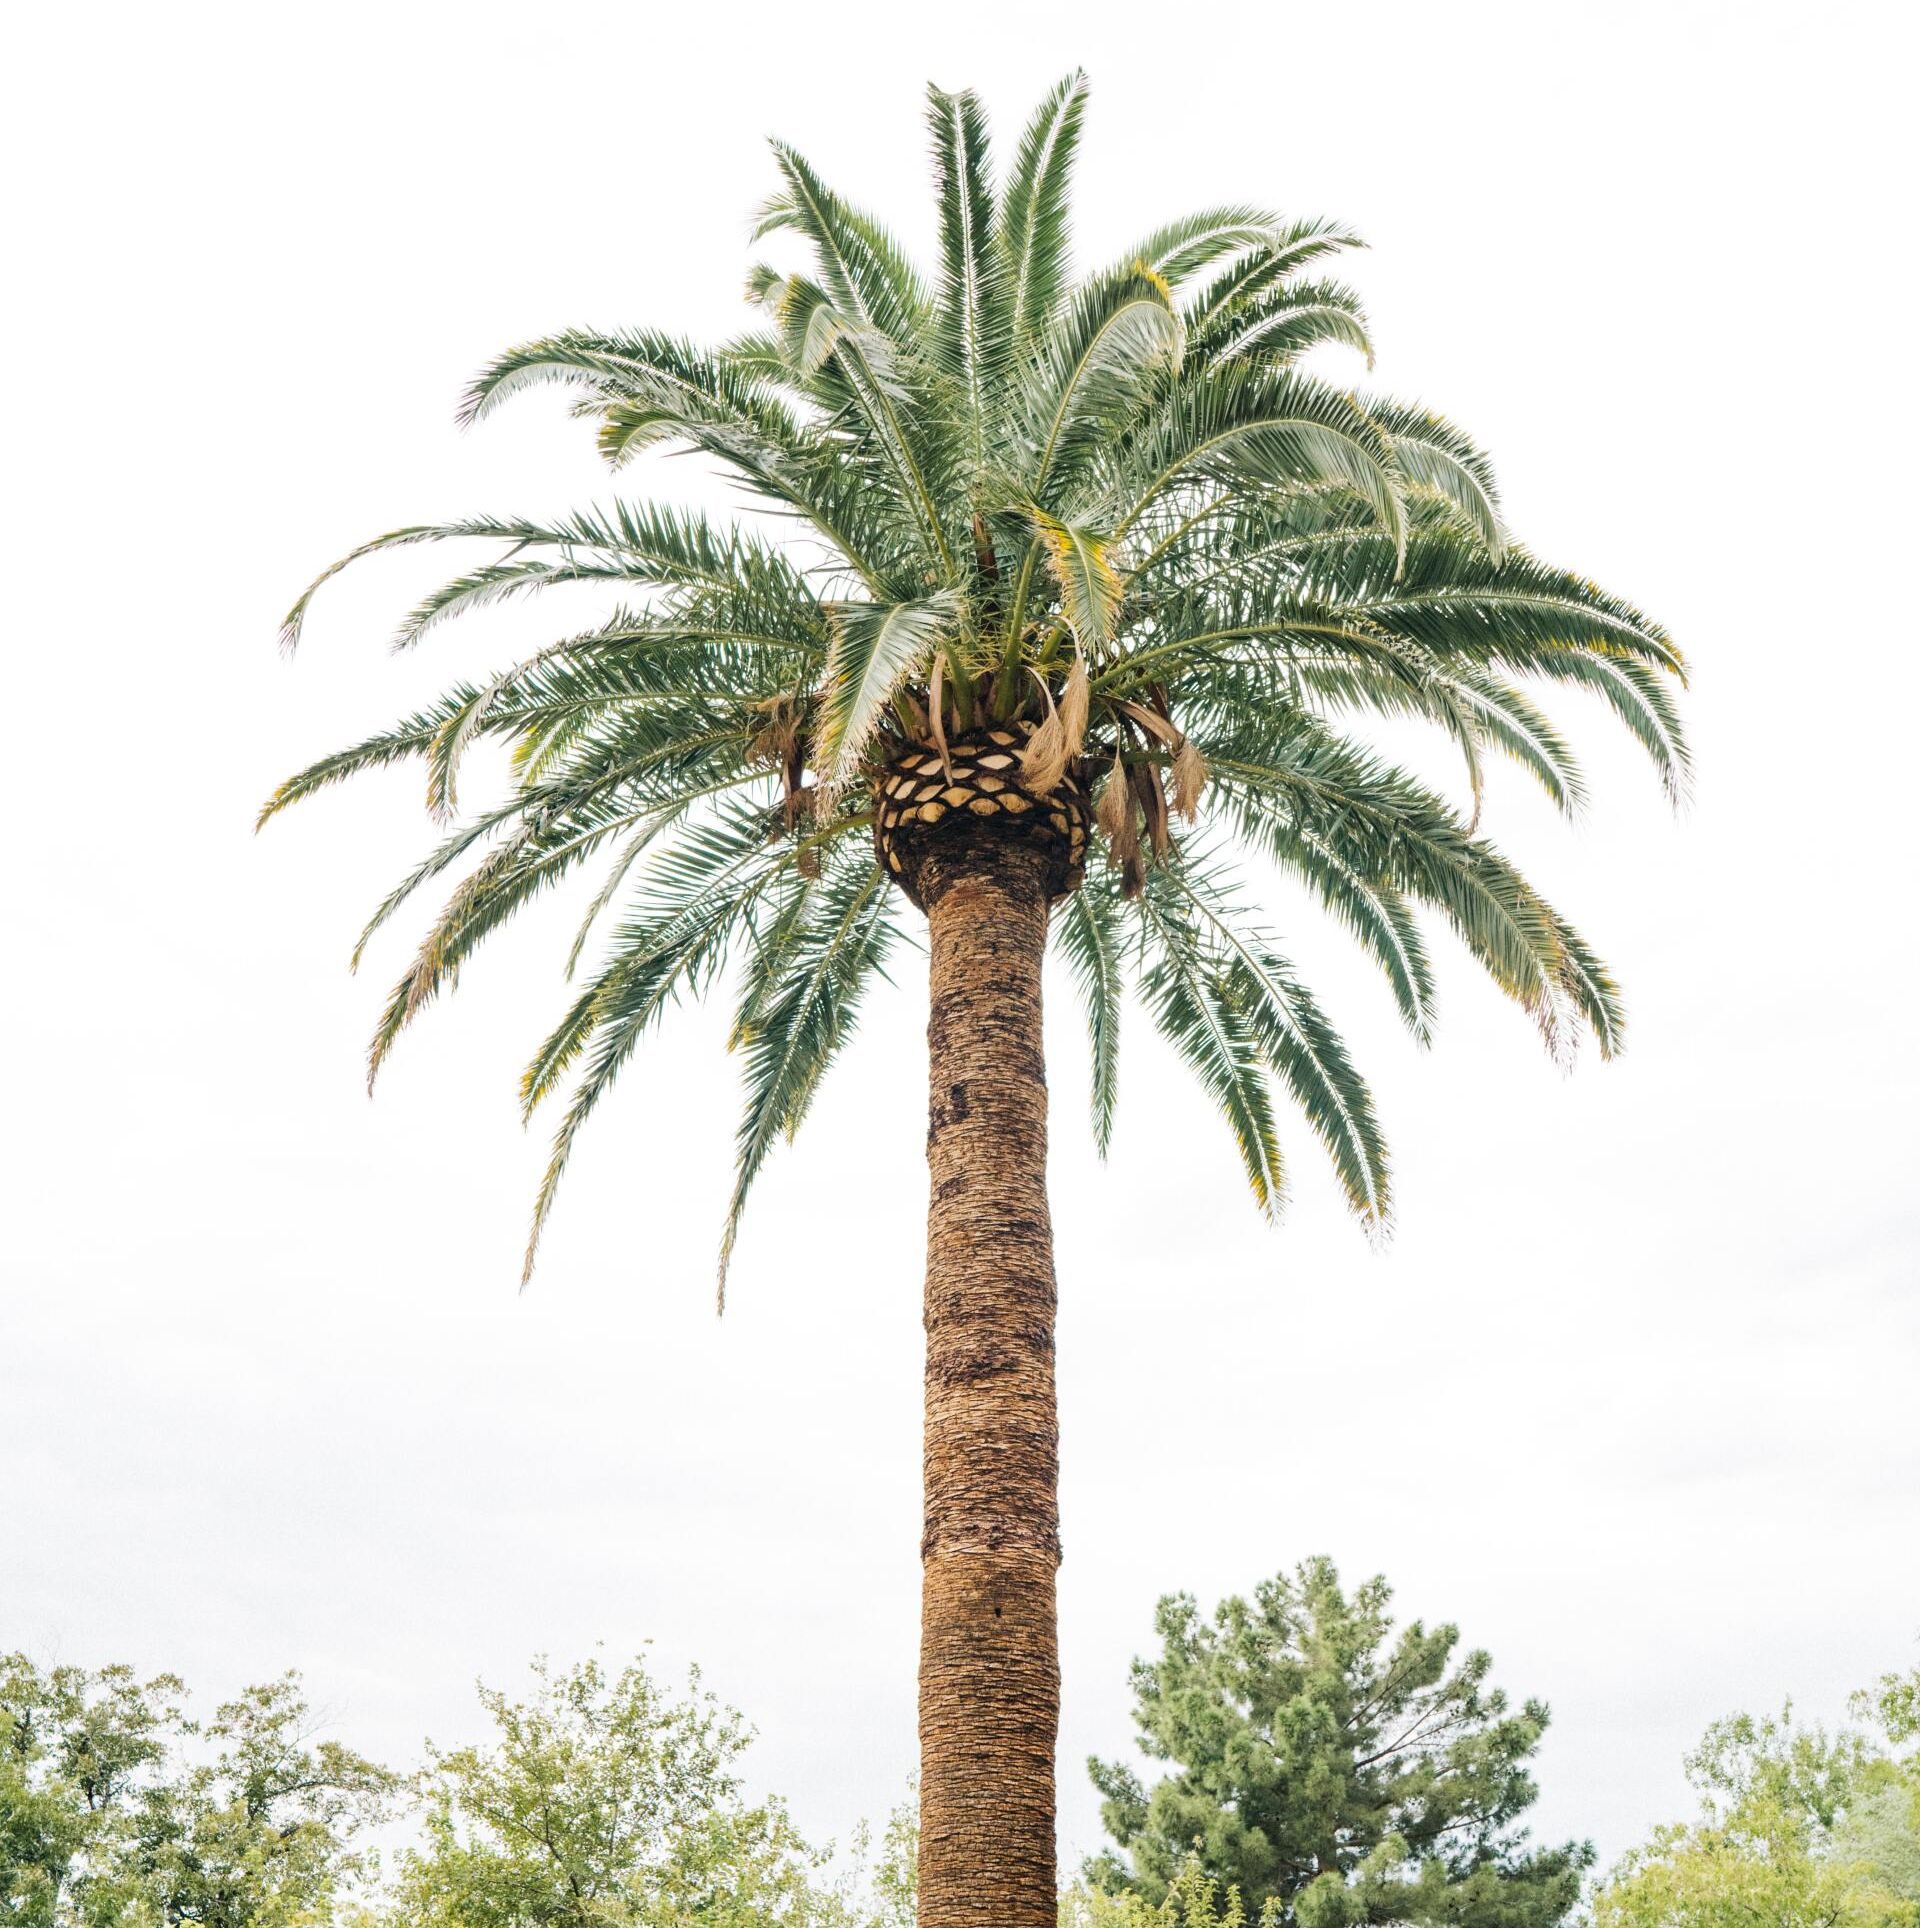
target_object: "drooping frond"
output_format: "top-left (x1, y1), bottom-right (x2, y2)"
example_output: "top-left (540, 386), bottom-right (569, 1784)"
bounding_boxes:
top-left (717, 850), bottom-right (896, 1303)
top-left (1054, 867), bottom-right (1123, 1151)
top-left (1152, 858), bottom-right (1391, 1226)
top-left (1026, 508), bottom-right (1122, 653)
top-left (1134, 876), bottom-right (1287, 1216)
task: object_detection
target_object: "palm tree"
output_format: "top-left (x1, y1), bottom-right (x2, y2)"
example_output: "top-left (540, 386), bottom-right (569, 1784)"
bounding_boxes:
top-left (265, 77), bottom-right (1686, 1928)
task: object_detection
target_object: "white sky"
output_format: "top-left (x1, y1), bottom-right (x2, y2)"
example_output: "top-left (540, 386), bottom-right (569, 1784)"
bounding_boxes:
top-left (5, 0), bottom-right (1916, 1886)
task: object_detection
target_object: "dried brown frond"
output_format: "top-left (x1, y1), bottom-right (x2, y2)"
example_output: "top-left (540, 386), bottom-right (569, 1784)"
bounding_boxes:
top-left (1020, 668), bottom-right (1071, 794)
top-left (928, 654), bottom-right (954, 778)
top-left (1132, 759), bottom-right (1171, 859)
top-left (744, 693), bottom-right (803, 770)
top-left (1172, 738), bottom-right (1208, 820)
top-left (1115, 697), bottom-right (1179, 748)
top-left (1058, 652), bottom-right (1090, 760)
top-left (1096, 745), bottom-right (1140, 891)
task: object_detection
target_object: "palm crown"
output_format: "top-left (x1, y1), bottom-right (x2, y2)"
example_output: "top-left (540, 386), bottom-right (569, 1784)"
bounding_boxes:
top-left (266, 75), bottom-right (1687, 1298)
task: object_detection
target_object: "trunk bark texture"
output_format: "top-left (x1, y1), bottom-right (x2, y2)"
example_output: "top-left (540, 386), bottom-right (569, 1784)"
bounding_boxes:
top-left (917, 835), bottom-right (1061, 1928)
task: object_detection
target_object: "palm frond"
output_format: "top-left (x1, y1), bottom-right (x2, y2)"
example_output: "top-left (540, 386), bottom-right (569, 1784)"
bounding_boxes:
top-left (928, 84), bottom-right (1008, 491)
top-left (999, 71), bottom-right (1088, 346)
top-left (717, 851), bottom-right (895, 1302)
top-left (1054, 868), bottom-right (1123, 1151)
top-left (1153, 859), bottom-right (1390, 1225)
top-left (1134, 877), bottom-right (1287, 1215)
top-left (1026, 507), bottom-right (1122, 653)
top-left (1021, 265), bottom-right (1184, 507)
top-left (815, 594), bottom-right (959, 790)
top-left (761, 143), bottom-right (929, 343)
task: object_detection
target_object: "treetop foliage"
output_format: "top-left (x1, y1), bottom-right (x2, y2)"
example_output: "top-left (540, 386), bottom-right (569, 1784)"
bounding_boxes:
top-left (0, 1656), bottom-right (390, 1928)
top-left (1594, 1667), bottom-right (1920, 1928)
top-left (265, 76), bottom-right (1686, 1297)
top-left (1086, 1557), bottom-right (1589, 1927)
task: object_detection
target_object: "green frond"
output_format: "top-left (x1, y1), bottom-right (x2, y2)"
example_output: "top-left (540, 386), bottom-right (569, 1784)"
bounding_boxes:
top-left (1054, 867), bottom-right (1122, 1152)
top-left (257, 704), bottom-right (455, 826)
top-left (1021, 266), bottom-right (1184, 507)
top-left (1154, 859), bottom-right (1391, 1226)
top-left (815, 594), bottom-right (959, 790)
top-left (1447, 669), bottom-right (1588, 815)
top-left (518, 806), bottom-right (794, 1283)
top-left (1134, 877), bottom-right (1287, 1216)
top-left (1115, 365), bottom-right (1407, 562)
top-left (1119, 208), bottom-right (1352, 287)
top-left (927, 84), bottom-right (1008, 489)
top-left (1191, 277), bottom-right (1375, 371)
top-left (363, 805), bottom-right (644, 1090)
top-left (1362, 399), bottom-right (1505, 557)
top-left (1203, 722), bottom-right (1623, 1062)
top-left (762, 142), bottom-right (929, 343)
top-left (1281, 826), bottom-right (1436, 1042)
top-left (1025, 507), bottom-right (1122, 652)
top-left (999, 71), bottom-right (1088, 346)
top-left (1547, 649), bottom-right (1692, 804)
top-left (716, 851), bottom-right (895, 1305)
top-left (1182, 217), bottom-right (1368, 334)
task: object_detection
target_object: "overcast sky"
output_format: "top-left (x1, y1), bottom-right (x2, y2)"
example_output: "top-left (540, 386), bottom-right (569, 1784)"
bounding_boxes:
top-left (5, 0), bottom-right (1916, 1885)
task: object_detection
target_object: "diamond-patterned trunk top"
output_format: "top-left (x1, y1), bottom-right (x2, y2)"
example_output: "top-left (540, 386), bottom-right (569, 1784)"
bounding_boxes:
top-left (872, 724), bottom-right (1092, 911)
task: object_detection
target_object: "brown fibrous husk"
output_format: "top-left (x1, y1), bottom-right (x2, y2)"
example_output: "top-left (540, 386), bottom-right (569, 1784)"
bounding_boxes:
top-left (1019, 671), bottom-right (1068, 795)
top-left (1172, 738), bottom-right (1208, 821)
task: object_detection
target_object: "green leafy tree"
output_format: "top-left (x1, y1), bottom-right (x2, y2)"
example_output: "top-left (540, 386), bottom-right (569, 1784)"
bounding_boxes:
top-left (386, 1653), bottom-right (838, 1927)
top-left (2, 1657), bottom-right (181, 1928)
top-left (129, 1676), bottom-right (391, 1928)
top-left (267, 77), bottom-right (1685, 1926)
top-left (828, 1799), bottom-right (917, 1928)
top-left (1594, 1669), bottom-right (1920, 1928)
top-left (0, 1657), bottom-right (388, 1928)
top-left (1087, 1559), bottom-right (1588, 1927)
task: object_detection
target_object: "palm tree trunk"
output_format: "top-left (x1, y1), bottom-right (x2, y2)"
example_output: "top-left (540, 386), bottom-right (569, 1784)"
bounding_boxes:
top-left (917, 834), bottom-right (1060, 1928)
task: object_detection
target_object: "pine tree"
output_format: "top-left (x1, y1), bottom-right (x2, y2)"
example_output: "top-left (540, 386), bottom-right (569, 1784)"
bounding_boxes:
top-left (1088, 1558), bottom-right (1589, 1927)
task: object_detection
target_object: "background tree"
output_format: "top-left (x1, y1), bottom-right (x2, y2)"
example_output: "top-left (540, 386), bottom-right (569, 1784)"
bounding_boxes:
top-left (386, 1652), bottom-right (841, 1927)
top-left (1594, 1667), bottom-right (1920, 1928)
top-left (267, 76), bottom-right (1685, 1927)
top-left (1087, 1558), bottom-right (1589, 1926)
top-left (1, 1656), bottom-right (181, 1928)
top-left (0, 1657), bottom-right (388, 1928)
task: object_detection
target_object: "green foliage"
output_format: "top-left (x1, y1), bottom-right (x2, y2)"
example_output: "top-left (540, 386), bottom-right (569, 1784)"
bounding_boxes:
top-left (1064, 1853), bottom-right (1281, 1927)
top-left (1595, 1668), bottom-right (1920, 1928)
top-left (0, 1656), bottom-right (390, 1928)
top-left (2, 1650), bottom-right (916, 1928)
top-left (386, 1653), bottom-right (840, 1927)
top-left (1086, 1559), bottom-right (1588, 1928)
top-left (267, 79), bottom-right (1686, 1292)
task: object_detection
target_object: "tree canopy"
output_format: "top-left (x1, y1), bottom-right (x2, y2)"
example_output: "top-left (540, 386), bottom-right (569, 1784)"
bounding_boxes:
top-left (387, 1652), bottom-right (846, 1927)
top-left (267, 75), bottom-right (1685, 1297)
top-left (1086, 1558), bottom-right (1588, 1927)
top-left (1594, 1667), bottom-right (1920, 1928)
top-left (0, 1656), bottom-right (390, 1928)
